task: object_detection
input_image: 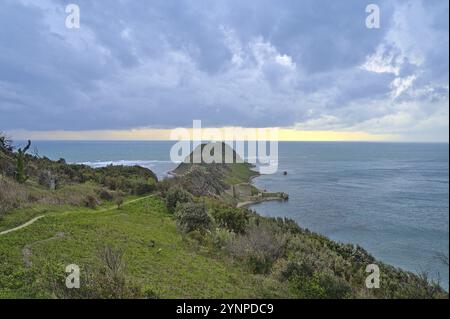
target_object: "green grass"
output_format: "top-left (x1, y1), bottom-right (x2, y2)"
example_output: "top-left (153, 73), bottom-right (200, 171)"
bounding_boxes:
top-left (0, 196), bottom-right (289, 298)
top-left (224, 163), bottom-right (259, 185)
top-left (0, 181), bottom-right (108, 232)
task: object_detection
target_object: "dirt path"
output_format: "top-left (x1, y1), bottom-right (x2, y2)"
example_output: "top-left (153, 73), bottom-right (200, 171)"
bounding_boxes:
top-left (0, 195), bottom-right (152, 236)
top-left (0, 216), bottom-right (46, 236)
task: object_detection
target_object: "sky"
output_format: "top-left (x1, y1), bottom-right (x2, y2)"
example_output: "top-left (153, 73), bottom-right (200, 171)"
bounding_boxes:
top-left (0, 0), bottom-right (448, 142)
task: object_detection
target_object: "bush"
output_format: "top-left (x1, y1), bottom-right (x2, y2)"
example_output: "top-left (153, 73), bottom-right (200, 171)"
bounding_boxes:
top-left (156, 177), bottom-right (180, 195)
top-left (0, 158), bottom-right (15, 177)
top-left (38, 170), bottom-right (58, 190)
top-left (185, 229), bottom-right (210, 246)
top-left (400, 271), bottom-right (447, 299)
top-left (289, 269), bottom-right (352, 299)
top-left (130, 178), bottom-right (156, 195)
top-left (212, 228), bottom-right (236, 250)
top-left (115, 197), bottom-right (124, 209)
top-left (271, 258), bottom-right (352, 299)
top-left (165, 187), bottom-right (193, 213)
top-left (0, 132), bottom-right (13, 153)
top-left (85, 195), bottom-right (100, 209)
top-left (210, 205), bottom-right (249, 234)
top-left (97, 165), bottom-right (157, 192)
top-left (98, 189), bottom-right (114, 201)
top-left (316, 272), bottom-right (352, 299)
top-left (0, 178), bottom-right (27, 217)
top-left (46, 246), bottom-right (149, 299)
top-left (175, 202), bottom-right (212, 234)
top-left (103, 176), bottom-right (120, 190)
top-left (229, 225), bottom-right (285, 274)
top-left (272, 259), bottom-right (313, 282)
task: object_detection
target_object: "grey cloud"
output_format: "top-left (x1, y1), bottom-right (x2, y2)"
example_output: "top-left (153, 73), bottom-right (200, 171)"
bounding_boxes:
top-left (0, 0), bottom-right (448, 141)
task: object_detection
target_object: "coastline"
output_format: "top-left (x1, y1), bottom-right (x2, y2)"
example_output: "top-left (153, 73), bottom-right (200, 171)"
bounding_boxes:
top-left (236, 196), bottom-right (286, 208)
top-left (243, 169), bottom-right (449, 291)
top-left (236, 170), bottom-right (289, 208)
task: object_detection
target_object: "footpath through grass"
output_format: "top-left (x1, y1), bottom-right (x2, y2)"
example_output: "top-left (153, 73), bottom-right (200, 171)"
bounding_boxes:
top-left (0, 196), bottom-right (289, 298)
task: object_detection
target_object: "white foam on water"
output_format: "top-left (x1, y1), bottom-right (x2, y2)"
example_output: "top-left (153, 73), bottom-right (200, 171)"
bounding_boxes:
top-left (78, 160), bottom-right (172, 168)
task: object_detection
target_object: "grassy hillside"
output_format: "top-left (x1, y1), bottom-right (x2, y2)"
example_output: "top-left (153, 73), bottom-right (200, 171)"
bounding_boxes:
top-left (0, 137), bottom-right (447, 299)
top-left (0, 196), bottom-right (289, 298)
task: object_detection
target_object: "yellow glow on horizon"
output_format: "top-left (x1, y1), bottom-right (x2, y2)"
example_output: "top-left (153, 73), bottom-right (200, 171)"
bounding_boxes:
top-left (10, 128), bottom-right (395, 142)
top-left (277, 129), bottom-right (394, 142)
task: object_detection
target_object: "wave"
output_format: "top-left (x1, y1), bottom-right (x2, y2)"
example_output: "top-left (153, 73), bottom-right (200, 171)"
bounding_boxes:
top-left (77, 160), bottom-right (173, 168)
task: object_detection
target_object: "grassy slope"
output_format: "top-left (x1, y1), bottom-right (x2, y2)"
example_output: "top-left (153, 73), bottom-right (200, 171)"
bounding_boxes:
top-left (224, 163), bottom-right (259, 186)
top-left (0, 182), bottom-right (104, 233)
top-left (0, 196), bottom-right (289, 298)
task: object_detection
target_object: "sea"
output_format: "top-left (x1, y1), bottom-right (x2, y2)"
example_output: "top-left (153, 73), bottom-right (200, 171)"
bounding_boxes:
top-left (27, 140), bottom-right (449, 289)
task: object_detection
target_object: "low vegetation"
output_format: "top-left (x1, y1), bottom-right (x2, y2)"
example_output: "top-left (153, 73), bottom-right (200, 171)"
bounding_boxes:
top-left (0, 139), bottom-right (158, 219)
top-left (43, 245), bottom-right (153, 299)
top-left (175, 202), bottom-right (213, 234)
top-left (165, 187), bottom-right (193, 213)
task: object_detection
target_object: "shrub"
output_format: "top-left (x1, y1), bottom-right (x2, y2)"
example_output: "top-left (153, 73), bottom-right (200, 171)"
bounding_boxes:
top-left (156, 177), bottom-right (181, 196)
top-left (85, 195), bottom-right (99, 209)
top-left (316, 272), bottom-right (352, 299)
top-left (400, 271), bottom-right (447, 299)
top-left (212, 228), bottom-right (236, 250)
top-left (0, 132), bottom-right (13, 153)
top-left (185, 229), bottom-right (210, 246)
top-left (289, 269), bottom-right (352, 299)
top-left (103, 176), bottom-right (120, 190)
top-left (38, 170), bottom-right (58, 190)
top-left (291, 273), bottom-right (327, 299)
top-left (115, 197), bottom-right (124, 209)
top-left (229, 225), bottom-right (285, 274)
top-left (0, 158), bottom-right (15, 177)
top-left (210, 206), bottom-right (249, 234)
top-left (96, 165), bottom-right (157, 194)
top-left (272, 217), bottom-right (303, 235)
top-left (129, 178), bottom-right (156, 195)
top-left (271, 257), bottom-right (352, 299)
top-left (0, 178), bottom-right (27, 217)
top-left (175, 202), bottom-right (212, 234)
top-left (98, 189), bottom-right (114, 201)
top-left (165, 187), bottom-right (193, 213)
top-left (14, 140), bottom-right (31, 184)
top-left (272, 259), bottom-right (313, 282)
top-left (46, 246), bottom-right (148, 299)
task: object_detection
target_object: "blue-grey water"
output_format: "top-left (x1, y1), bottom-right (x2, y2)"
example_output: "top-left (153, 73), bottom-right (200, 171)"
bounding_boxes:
top-left (29, 141), bottom-right (449, 289)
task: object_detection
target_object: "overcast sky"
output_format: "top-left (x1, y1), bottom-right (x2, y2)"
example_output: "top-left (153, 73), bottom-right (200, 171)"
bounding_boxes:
top-left (0, 0), bottom-right (448, 141)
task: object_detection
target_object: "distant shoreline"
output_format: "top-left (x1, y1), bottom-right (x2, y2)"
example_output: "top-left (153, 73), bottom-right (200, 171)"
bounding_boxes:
top-left (236, 196), bottom-right (286, 208)
top-left (236, 170), bottom-right (288, 208)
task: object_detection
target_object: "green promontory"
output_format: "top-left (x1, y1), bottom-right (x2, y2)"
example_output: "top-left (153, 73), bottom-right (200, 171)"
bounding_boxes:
top-left (171, 142), bottom-right (286, 206)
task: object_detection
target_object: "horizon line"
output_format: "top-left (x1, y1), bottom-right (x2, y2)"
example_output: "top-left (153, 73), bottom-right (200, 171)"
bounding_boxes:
top-left (10, 139), bottom-right (449, 144)
top-left (2, 128), bottom-right (417, 143)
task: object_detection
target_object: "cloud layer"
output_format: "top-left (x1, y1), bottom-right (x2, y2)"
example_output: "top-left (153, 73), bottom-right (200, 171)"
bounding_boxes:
top-left (0, 0), bottom-right (448, 141)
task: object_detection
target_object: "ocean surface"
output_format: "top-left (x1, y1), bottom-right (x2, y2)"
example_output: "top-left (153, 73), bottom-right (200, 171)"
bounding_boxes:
top-left (29, 141), bottom-right (449, 288)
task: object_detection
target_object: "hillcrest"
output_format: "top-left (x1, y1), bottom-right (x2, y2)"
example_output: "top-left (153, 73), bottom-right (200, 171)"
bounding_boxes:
top-left (170, 120), bottom-right (279, 174)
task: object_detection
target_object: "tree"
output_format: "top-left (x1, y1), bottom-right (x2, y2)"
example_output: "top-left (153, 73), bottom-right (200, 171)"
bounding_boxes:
top-left (15, 140), bottom-right (31, 183)
top-left (0, 132), bottom-right (13, 153)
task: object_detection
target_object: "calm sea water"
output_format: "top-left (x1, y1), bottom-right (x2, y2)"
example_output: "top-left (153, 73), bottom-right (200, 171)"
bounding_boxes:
top-left (30, 141), bottom-right (449, 288)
